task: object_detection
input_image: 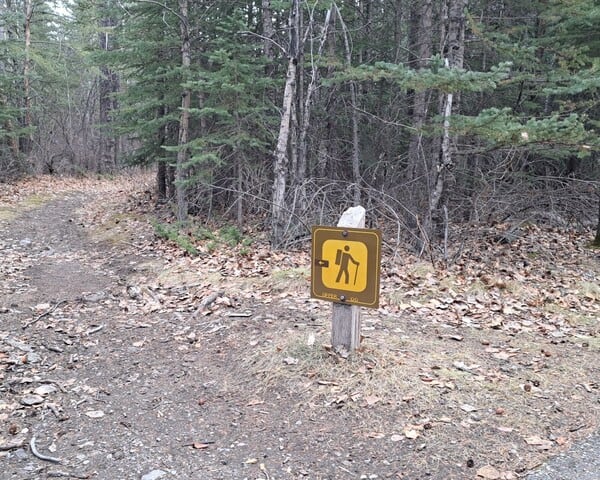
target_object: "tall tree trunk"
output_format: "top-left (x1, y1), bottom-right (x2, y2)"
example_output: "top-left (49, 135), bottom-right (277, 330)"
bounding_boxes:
top-left (236, 153), bottom-right (244, 226)
top-left (156, 103), bottom-right (167, 199)
top-left (594, 192), bottom-right (600, 247)
top-left (176, 0), bottom-right (191, 224)
top-left (394, 0), bottom-right (405, 63)
top-left (261, 0), bottom-right (275, 67)
top-left (98, 16), bottom-right (119, 172)
top-left (334, 3), bottom-right (361, 205)
top-left (271, 0), bottom-right (300, 246)
top-left (428, 0), bottom-right (467, 234)
top-left (271, 57), bottom-right (297, 246)
top-left (21, 0), bottom-right (33, 155)
top-left (297, 7), bottom-right (332, 186)
top-left (2, 0), bottom-right (19, 157)
top-left (407, 0), bottom-right (432, 186)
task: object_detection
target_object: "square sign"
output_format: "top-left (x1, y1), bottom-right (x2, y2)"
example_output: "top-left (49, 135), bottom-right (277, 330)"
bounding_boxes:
top-left (311, 226), bottom-right (381, 308)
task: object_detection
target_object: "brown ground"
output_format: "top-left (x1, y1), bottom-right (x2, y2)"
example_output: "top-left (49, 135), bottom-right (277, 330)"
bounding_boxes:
top-left (0, 173), bottom-right (599, 480)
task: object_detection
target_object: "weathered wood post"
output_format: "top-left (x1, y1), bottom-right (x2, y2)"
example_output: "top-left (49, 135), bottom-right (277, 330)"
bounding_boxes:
top-left (311, 205), bottom-right (380, 354)
top-left (331, 206), bottom-right (365, 351)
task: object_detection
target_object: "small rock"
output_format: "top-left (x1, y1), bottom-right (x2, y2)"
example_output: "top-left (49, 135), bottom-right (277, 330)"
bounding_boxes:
top-left (141, 469), bottom-right (167, 480)
top-left (25, 352), bottom-right (41, 364)
top-left (84, 410), bottom-right (105, 419)
top-left (34, 384), bottom-right (57, 396)
top-left (11, 448), bottom-right (29, 460)
top-left (127, 285), bottom-right (142, 300)
top-left (83, 291), bottom-right (106, 303)
top-left (20, 394), bottom-right (44, 406)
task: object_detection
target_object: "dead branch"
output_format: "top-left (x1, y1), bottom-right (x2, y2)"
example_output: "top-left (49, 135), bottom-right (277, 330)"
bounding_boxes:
top-left (22, 300), bottom-right (67, 329)
top-left (29, 435), bottom-right (62, 463)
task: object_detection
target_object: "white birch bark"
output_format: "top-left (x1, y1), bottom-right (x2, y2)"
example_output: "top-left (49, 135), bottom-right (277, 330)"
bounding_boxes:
top-left (271, 58), bottom-right (297, 245)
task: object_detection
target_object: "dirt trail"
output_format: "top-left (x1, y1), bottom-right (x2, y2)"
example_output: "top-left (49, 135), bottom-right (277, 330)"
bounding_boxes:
top-left (0, 191), bottom-right (246, 479)
top-left (0, 186), bottom-right (362, 480)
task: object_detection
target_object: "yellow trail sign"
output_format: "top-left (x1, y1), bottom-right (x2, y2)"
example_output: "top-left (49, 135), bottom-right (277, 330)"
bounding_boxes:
top-left (311, 226), bottom-right (381, 308)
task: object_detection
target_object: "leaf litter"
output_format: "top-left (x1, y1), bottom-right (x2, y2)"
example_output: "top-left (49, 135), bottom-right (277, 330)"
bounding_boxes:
top-left (0, 173), bottom-right (598, 479)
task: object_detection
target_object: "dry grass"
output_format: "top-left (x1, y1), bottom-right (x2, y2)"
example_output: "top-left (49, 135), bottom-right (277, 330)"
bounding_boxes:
top-left (232, 304), bottom-right (599, 476)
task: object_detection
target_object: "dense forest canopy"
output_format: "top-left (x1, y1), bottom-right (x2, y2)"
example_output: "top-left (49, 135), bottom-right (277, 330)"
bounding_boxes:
top-left (1, 0), bottom-right (599, 249)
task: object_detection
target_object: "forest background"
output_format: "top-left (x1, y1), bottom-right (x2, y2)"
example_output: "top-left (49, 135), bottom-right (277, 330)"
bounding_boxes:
top-left (1, 0), bottom-right (599, 251)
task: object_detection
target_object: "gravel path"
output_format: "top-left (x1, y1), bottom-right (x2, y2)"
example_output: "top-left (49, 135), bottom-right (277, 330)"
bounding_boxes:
top-left (526, 431), bottom-right (600, 480)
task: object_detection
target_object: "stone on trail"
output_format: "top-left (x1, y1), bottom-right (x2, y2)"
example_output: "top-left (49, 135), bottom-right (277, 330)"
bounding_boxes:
top-left (141, 469), bottom-right (167, 480)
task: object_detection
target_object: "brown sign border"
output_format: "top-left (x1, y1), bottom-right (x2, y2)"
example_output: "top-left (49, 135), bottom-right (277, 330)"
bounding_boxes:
top-left (311, 226), bottom-right (381, 308)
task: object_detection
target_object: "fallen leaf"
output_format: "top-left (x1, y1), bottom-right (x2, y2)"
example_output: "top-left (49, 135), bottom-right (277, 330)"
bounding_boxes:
top-left (364, 395), bottom-right (381, 406)
top-left (525, 435), bottom-right (553, 449)
top-left (33, 303), bottom-right (51, 312)
top-left (555, 436), bottom-right (568, 446)
top-left (497, 426), bottom-right (514, 433)
top-left (477, 465), bottom-right (501, 479)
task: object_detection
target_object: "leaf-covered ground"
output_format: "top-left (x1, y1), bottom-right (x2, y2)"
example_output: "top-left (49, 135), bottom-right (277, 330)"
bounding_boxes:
top-left (0, 173), bottom-right (598, 480)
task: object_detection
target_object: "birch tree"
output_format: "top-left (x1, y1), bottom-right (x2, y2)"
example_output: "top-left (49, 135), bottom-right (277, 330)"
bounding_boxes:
top-left (271, 0), bottom-right (300, 246)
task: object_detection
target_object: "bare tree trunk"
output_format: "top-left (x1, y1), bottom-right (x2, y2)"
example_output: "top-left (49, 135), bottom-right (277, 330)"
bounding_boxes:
top-left (236, 153), bottom-right (244, 226)
top-left (271, 57), bottom-right (297, 245)
top-left (271, 0), bottom-right (300, 246)
top-left (21, 0), bottom-right (33, 155)
top-left (176, 0), bottom-right (191, 224)
top-left (407, 0), bottom-right (432, 185)
top-left (334, 3), bottom-right (361, 205)
top-left (428, 0), bottom-right (467, 233)
top-left (261, 0), bottom-right (275, 68)
top-left (98, 16), bottom-right (119, 173)
top-left (157, 161), bottom-right (167, 198)
top-left (394, 0), bottom-right (405, 63)
top-left (297, 7), bottom-right (332, 187)
top-left (594, 192), bottom-right (600, 246)
top-left (156, 105), bottom-right (167, 199)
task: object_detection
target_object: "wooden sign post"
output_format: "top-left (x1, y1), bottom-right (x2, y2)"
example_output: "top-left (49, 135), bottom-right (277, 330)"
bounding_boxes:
top-left (332, 206), bottom-right (365, 351)
top-left (311, 206), bottom-right (381, 353)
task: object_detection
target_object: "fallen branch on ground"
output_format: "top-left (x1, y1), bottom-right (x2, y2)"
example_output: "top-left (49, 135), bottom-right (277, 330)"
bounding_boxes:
top-left (22, 300), bottom-right (67, 329)
top-left (29, 436), bottom-right (62, 463)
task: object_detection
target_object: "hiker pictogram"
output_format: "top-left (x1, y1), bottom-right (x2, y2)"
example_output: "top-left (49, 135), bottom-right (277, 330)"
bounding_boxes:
top-left (335, 245), bottom-right (360, 285)
top-left (319, 239), bottom-right (368, 293)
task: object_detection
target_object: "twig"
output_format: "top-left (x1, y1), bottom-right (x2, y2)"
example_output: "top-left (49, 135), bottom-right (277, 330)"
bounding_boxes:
top-left (85, 324), bottom-right (105, 335)
top-left (30, 435), bottom-right (62, 463)
top-left (182, 440), bottom-right (215, 447)
top-left (23, 300), bottom-right (67, 329)
top-left (47, 471), bottom-right (91, 479)
top-left (260, 462), bottom-right (271, 480)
